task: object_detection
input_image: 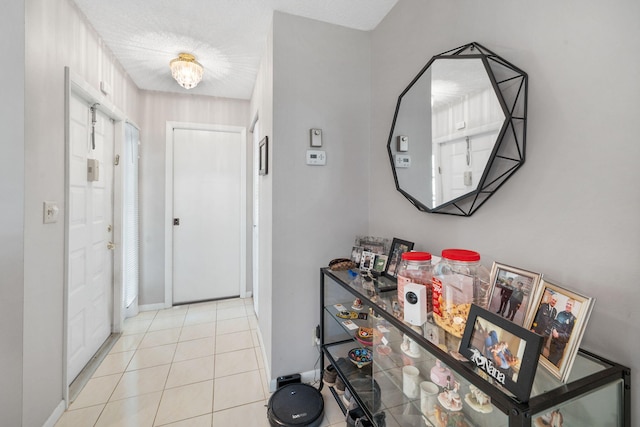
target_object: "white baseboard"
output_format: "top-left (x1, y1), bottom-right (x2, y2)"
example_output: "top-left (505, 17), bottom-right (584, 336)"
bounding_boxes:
top-left (42, 400), bottom-right (66, 427)
top-left (138, 302), bottom-right (169, 312)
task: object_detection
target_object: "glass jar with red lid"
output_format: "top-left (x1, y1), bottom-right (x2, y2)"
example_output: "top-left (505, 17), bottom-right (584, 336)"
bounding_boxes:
top-left (397, 251), bottom-right (433, 311)
top-left (431, 249), bottom-right (490, 338)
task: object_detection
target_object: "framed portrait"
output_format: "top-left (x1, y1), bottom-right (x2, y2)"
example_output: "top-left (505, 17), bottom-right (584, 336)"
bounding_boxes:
top-left (350, 246), bottom-right (363, 265)
top-left (460, 304), bottom-right (544, 402)
top-left (359, 251), bottom-right (375, 271)
top-left (259, 136), bottom-right (268, 175)
top-left (354, 236), bottom-right (390, 255)
top-left (372, 254), bottom-right (388, 274)
top-left (524, 279), bottom-right (594, 382)
top-left (383, 238), bottom-right (414, 280)
top-left (487, 263), bottom-right (542, 327)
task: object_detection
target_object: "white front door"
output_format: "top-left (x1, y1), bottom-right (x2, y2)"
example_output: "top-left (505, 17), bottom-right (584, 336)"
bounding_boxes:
top-left (172, 128), bottom-right (243, 304)
top-left (67, 95), bottom-right (114, 383)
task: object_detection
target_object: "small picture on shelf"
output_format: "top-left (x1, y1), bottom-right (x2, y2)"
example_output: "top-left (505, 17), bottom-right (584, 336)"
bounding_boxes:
top-left (525, 279), bottom-right (594, 382)
top-left (459, 304), bottom-right (543, 402)
top-left (372, 254), bottom-right (388, 274)
top-left (359, 251), bottom-right (375, 271)
top-left (354, 236), bottom-right (390, 255)
top-left (487, 262), bottom-right (542, 327)
top-left (383, 238), bottom-right (414, 279)
top-left (350, 246), bottom-right (363, 265)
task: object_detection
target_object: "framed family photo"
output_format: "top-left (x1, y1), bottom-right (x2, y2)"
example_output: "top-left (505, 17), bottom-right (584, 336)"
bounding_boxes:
top-left (359, 251), bottom-right (376, 271)
top-left (372, 254), bottom-right (388, 274)
top-left (487, 263), bottom-right (542, 327)
top-left (460, 304), bottom-right (543, 402)
top-left (350, 246), bottom-right (363, 265)
top-left (354, 235), bottom-right (390, 255)
top-left (383, 238), bottom-right (414, 279)
top-left (525, 279), bottom-right (594, 382)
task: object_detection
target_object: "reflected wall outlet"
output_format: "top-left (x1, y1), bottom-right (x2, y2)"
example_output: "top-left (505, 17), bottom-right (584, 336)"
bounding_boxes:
top-left (464, 171), bottom-right (473, 186)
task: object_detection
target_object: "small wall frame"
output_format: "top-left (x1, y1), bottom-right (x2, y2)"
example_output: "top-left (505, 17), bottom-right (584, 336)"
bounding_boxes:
top-left (259, 136), bottom-right (268, 175)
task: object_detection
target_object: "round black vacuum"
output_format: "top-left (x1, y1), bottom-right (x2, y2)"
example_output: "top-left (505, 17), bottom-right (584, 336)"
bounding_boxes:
top-left (267, 383), bottom-right (324, 427)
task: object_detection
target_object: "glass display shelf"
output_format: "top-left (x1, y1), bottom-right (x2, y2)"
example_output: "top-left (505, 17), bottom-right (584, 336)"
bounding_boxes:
top-left (320, 267), bottom-right (630, 427)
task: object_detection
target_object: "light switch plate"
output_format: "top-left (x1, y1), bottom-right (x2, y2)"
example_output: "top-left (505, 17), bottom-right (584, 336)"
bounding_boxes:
top-left (397, 135), bottom-right (409, 152)
top-left (310, 129), bottom-right (322, 147)
top-left (43, 201), bottom-right (60, 224)
top-left (306, 150), bottom-right (326, 165)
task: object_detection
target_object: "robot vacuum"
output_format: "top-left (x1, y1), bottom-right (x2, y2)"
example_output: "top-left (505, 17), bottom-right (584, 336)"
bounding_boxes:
top-left (267, 383), bottom-right (324, 427)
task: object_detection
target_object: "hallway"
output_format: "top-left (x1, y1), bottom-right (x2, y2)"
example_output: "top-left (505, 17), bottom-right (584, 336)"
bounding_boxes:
top-left (55, 297), bottom-right (344, 426)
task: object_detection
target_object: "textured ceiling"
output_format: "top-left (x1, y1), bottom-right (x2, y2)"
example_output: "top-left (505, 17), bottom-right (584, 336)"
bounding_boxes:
top-left (72, 0), bottom-right (398, 99)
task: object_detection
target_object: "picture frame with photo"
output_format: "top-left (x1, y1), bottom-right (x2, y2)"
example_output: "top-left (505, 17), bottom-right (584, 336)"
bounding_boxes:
top-left (524, 279), bottom-right (594, 382)
top-left (372, 254), bottom-right (388, 274)
top-left (460, 304), bottom-right (544, 402)
top-left (354, 236), bottom-right (390, 255)
top-left (350, 246), bottom-right (363, 265)
top-left (359, 251), bottom-right (376, 271)
top-left (487, 262), bottom-right (542, 327)
top-left (383, 238), bottom-right (414, 280)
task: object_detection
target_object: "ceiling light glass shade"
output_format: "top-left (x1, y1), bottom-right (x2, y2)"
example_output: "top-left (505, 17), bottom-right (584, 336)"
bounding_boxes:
top-left (170, 53), bottom-right (203, 89)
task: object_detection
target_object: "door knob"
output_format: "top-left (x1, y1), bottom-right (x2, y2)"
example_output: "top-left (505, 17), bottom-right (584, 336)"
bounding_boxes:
top-left (107, 242), bottom-right (115, 250)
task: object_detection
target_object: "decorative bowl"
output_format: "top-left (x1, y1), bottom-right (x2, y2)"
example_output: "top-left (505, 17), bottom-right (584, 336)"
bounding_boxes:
top-left (348, 348), bottom-right (373, 368)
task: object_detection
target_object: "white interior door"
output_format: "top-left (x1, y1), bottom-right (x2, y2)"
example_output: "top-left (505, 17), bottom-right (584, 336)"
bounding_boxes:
top-left (172, 128), bottom-right (242, 304)
top-left (67, 95), bottom-right (114, 384)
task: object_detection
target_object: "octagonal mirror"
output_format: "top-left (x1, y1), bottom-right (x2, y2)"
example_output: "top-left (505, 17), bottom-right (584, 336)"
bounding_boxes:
top-left (387, 42), bottom-right (528, 216)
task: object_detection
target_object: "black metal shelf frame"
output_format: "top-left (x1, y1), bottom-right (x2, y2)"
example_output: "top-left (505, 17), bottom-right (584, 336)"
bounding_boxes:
top-left (319, 267), bottom-right (631, 427)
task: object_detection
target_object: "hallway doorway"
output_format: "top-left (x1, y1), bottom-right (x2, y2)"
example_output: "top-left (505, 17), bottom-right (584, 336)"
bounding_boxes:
top-left (165, 123), bottom-right (248, 306)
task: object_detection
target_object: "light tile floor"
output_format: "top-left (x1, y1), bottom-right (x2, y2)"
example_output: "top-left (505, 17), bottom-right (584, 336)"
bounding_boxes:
top-left (55, 297), bottom-right (345, 427)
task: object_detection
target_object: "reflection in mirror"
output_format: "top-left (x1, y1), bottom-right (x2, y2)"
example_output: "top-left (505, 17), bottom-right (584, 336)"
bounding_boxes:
top-left (387, 43), bottom-right (528, 216)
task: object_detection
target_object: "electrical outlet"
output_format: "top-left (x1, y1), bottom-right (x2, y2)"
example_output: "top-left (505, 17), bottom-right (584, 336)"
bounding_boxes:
top-left (313, 325), bottom-right (321, 347)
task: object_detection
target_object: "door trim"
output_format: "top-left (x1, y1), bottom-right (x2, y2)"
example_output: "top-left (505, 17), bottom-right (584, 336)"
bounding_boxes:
top-left (165, 122), bottom-right (248, 308)
top-left (63, 67), bottom-right (126, 405)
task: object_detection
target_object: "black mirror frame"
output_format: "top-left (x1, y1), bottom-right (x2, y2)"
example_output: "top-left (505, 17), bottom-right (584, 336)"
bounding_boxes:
top-left (387, 42), bottom-right (528, 217)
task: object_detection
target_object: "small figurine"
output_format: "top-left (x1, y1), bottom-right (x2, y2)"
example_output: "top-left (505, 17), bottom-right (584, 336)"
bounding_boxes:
top-left (392, 300), bottom-right (401, 318)
top-left (534, 410), bottom-right (564, 427)
top-left (438, 378), bottom-right (462, 411)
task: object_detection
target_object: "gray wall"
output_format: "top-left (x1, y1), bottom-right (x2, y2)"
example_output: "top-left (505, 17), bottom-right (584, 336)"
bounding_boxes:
top-left (21, 0), bottom-right (139, 425)
top-left (0, 2), bottom-right (25, 426)
top-left (267, 12), bottom-right (371, 380)
top-left (371, 0), bottom-right (640, 418)
top-left (249, 20), bottom-right (275, 372)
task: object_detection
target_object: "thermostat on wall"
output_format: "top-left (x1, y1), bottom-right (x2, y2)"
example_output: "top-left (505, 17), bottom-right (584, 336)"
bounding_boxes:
top-left (395, 154), bottom-right (411, 168)
top-left (306, 150), bottom-right (326, 165)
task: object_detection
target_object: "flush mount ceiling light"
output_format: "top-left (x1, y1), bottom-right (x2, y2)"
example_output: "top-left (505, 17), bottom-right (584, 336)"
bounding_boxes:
top-left (170, 53), bottom-right (203, 89)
